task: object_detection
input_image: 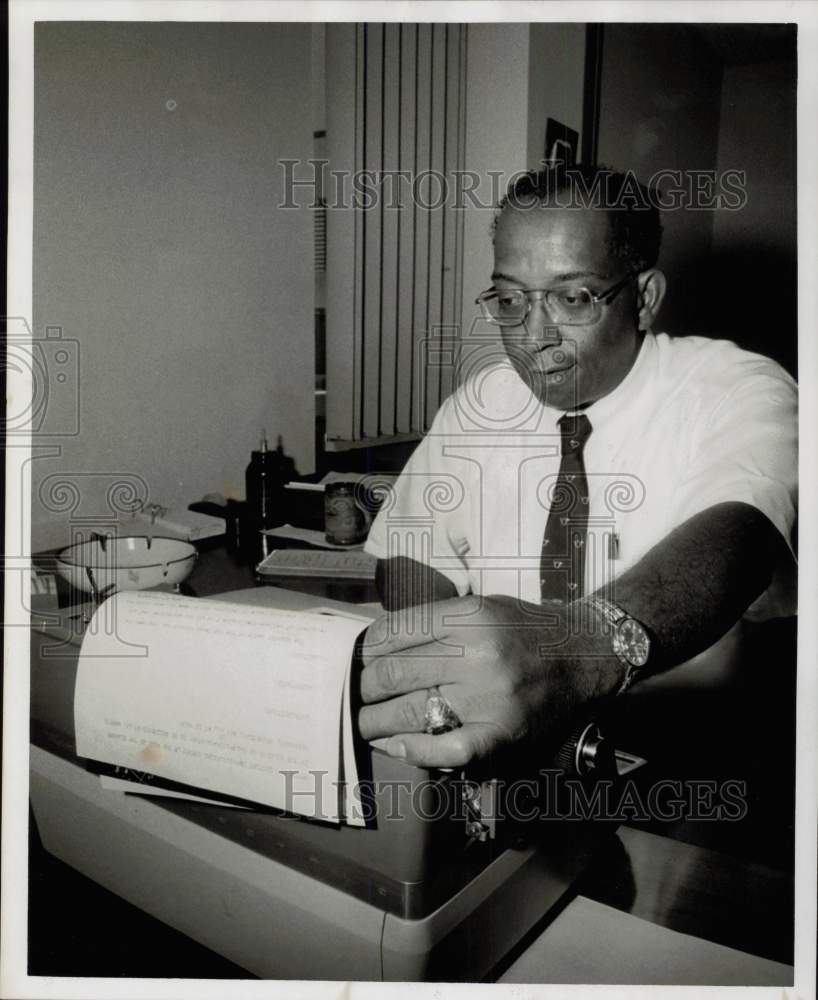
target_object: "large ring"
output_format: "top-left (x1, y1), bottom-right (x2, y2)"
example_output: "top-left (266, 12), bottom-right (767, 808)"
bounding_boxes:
top-left (424, 686), bottom-right (463, 735)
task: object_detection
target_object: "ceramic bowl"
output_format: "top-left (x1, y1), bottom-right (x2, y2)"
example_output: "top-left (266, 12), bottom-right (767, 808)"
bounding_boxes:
top-left (56, 535), bottom-right (197, 596)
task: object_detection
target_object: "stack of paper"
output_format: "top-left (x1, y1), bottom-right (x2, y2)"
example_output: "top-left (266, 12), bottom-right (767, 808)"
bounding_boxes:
top-left (74, 591), bottom-right (373, 825)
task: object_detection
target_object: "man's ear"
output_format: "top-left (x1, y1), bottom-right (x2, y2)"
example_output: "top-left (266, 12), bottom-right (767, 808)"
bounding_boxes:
top-left (636, 269), bottom-right (667, 331)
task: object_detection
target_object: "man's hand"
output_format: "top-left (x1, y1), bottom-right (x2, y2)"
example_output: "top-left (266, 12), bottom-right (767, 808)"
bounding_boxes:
top-left (361, 506), bottom-right (785, 768)
top-left (358, 594), bottom-right (621, 767)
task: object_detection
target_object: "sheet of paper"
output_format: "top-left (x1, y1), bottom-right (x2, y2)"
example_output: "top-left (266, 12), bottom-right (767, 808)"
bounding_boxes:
top-left (98, 708), bottom-right (365, 823)
top-left (317, 471), bottom-right (397, 488)
top-left (74, 591), bottom-right (366, 822)
top-left (296, 605), bottom-right (374, 826)
top-left (342, 664), bottom-right (364, 825)
top-left (283, 481), bottom-right (324, 492)
top-left (261, 523), bottom-right (364, 550)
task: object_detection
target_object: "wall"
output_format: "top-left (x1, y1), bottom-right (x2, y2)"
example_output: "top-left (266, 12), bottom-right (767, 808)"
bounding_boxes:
top-left (461, 23), bottom-right (728, 338)
top-left (711, 59), bottom-right (797, 374)
top-left (460, 23), bottom-right (587, 345)
top-left (459, 23), bottom-right (531, 343)
top-left (596, 24), bottom-right (723, 336)
top-left (526, 22), bottom-right (586, 170)
top-left (33, 23), bottom-right (314, 549)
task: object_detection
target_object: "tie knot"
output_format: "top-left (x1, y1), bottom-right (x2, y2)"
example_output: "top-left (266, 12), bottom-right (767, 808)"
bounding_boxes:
top-left (558, 413), bottom-right (592, 454)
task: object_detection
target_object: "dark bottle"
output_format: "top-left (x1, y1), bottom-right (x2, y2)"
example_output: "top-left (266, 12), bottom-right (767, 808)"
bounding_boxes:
top-left (245, 433), bottom-right (293, 561)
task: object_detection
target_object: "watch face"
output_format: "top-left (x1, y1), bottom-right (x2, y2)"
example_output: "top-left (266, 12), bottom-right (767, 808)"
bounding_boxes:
top-left (613, 617), bottom-right (650, 667)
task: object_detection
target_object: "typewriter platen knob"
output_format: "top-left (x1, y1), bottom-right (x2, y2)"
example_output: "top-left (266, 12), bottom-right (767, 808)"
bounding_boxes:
top-left (556, 721), bottom-right (616, 777)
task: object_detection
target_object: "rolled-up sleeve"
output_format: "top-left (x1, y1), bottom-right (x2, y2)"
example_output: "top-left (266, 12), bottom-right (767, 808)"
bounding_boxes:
top-left (672, 361), bottom-right (797, 618)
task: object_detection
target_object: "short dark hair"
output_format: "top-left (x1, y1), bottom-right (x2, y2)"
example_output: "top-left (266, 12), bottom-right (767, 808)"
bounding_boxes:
top-left (495, 164), bottom-right (664, 273)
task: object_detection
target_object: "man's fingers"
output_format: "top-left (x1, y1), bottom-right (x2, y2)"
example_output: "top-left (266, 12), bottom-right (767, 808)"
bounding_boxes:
top-left (358, 690), bottom-right (435, 740)
top-left (359, 644), bottom-right (462, 703)
top-left (380, 722), bottom-right (503, 769)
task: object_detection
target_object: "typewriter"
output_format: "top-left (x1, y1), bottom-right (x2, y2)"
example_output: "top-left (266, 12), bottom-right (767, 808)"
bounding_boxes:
top-left (29, 588), bottom-right (643, 981)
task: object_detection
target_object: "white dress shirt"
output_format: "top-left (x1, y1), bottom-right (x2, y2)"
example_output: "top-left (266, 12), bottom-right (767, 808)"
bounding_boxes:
top-left (365, 332), bottom-right (797, 622)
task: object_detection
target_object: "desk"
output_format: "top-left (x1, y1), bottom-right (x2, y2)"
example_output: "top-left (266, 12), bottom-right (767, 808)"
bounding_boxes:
top-left (29, 543), bottom-right (795, 983)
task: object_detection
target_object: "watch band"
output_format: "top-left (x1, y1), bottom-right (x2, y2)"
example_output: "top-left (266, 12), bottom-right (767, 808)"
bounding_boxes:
top-left (582, 595), bottom-right (648, 695)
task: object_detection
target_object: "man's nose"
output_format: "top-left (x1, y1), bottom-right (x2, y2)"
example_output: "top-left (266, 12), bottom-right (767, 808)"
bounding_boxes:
top-left (523, 297), bottom-right (561, 348)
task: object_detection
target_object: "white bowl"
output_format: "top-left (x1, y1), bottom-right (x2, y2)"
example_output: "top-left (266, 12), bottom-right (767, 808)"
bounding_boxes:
top-left (56, 535), bottom-right (197, 595)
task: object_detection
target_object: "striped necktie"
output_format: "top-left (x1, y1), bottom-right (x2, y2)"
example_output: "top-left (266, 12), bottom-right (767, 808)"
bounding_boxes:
top-left (540, 413), bottom-right (593, 605)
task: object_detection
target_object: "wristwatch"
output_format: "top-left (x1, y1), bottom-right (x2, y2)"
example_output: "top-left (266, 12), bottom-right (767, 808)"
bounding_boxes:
top-left (583, 595), bottom-right (652, 695)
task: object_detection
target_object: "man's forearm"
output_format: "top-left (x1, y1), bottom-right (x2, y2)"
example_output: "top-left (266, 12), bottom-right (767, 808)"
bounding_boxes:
top-left (598, 501), bottom-right (783, 672)
top-left (377, 501), bottom-right (784, 676)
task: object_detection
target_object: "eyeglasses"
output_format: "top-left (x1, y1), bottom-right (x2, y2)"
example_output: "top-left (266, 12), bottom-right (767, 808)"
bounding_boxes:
top-left (475, 273), bottom-right (635, 327)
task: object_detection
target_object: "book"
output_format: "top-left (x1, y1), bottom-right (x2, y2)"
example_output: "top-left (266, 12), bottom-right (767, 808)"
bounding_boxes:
top-left (74, 591), bottom-right (374, 825)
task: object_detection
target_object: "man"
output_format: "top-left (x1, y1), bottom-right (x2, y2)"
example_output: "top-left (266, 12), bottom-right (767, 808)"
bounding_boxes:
top-left (359, 165), bottom-right (797, 769)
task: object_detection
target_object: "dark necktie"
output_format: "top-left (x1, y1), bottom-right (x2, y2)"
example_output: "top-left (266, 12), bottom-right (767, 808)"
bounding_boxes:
top-left (540, 413), bottom-right (593, 605)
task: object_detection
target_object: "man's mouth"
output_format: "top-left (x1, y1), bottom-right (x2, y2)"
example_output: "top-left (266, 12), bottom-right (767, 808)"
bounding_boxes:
top-left (533, 362), bottom-right (575, 378)
top-left (506, 346), bottom-right (576, 382)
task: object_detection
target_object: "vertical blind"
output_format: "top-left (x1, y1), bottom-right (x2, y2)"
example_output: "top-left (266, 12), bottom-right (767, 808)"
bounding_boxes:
top-left (325, 23), bottom-right (467, 446)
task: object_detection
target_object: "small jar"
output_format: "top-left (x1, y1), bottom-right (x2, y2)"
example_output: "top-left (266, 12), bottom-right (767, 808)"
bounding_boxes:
top-left (324, 482), bottom-right (371, 545)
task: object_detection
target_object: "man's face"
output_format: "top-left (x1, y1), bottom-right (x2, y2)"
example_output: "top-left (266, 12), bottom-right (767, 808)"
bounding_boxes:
top-left (492, 204), bottom-right (642, 411)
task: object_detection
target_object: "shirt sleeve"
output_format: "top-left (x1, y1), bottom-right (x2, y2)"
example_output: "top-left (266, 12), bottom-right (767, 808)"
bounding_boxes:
top-left (671, 360), bottom-right (797, 619)
top-left (364, 395), bottom-right (473, 596)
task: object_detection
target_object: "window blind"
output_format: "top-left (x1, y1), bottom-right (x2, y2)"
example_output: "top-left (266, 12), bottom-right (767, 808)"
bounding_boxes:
top-left (325, 23), bottom-right (467, 447)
